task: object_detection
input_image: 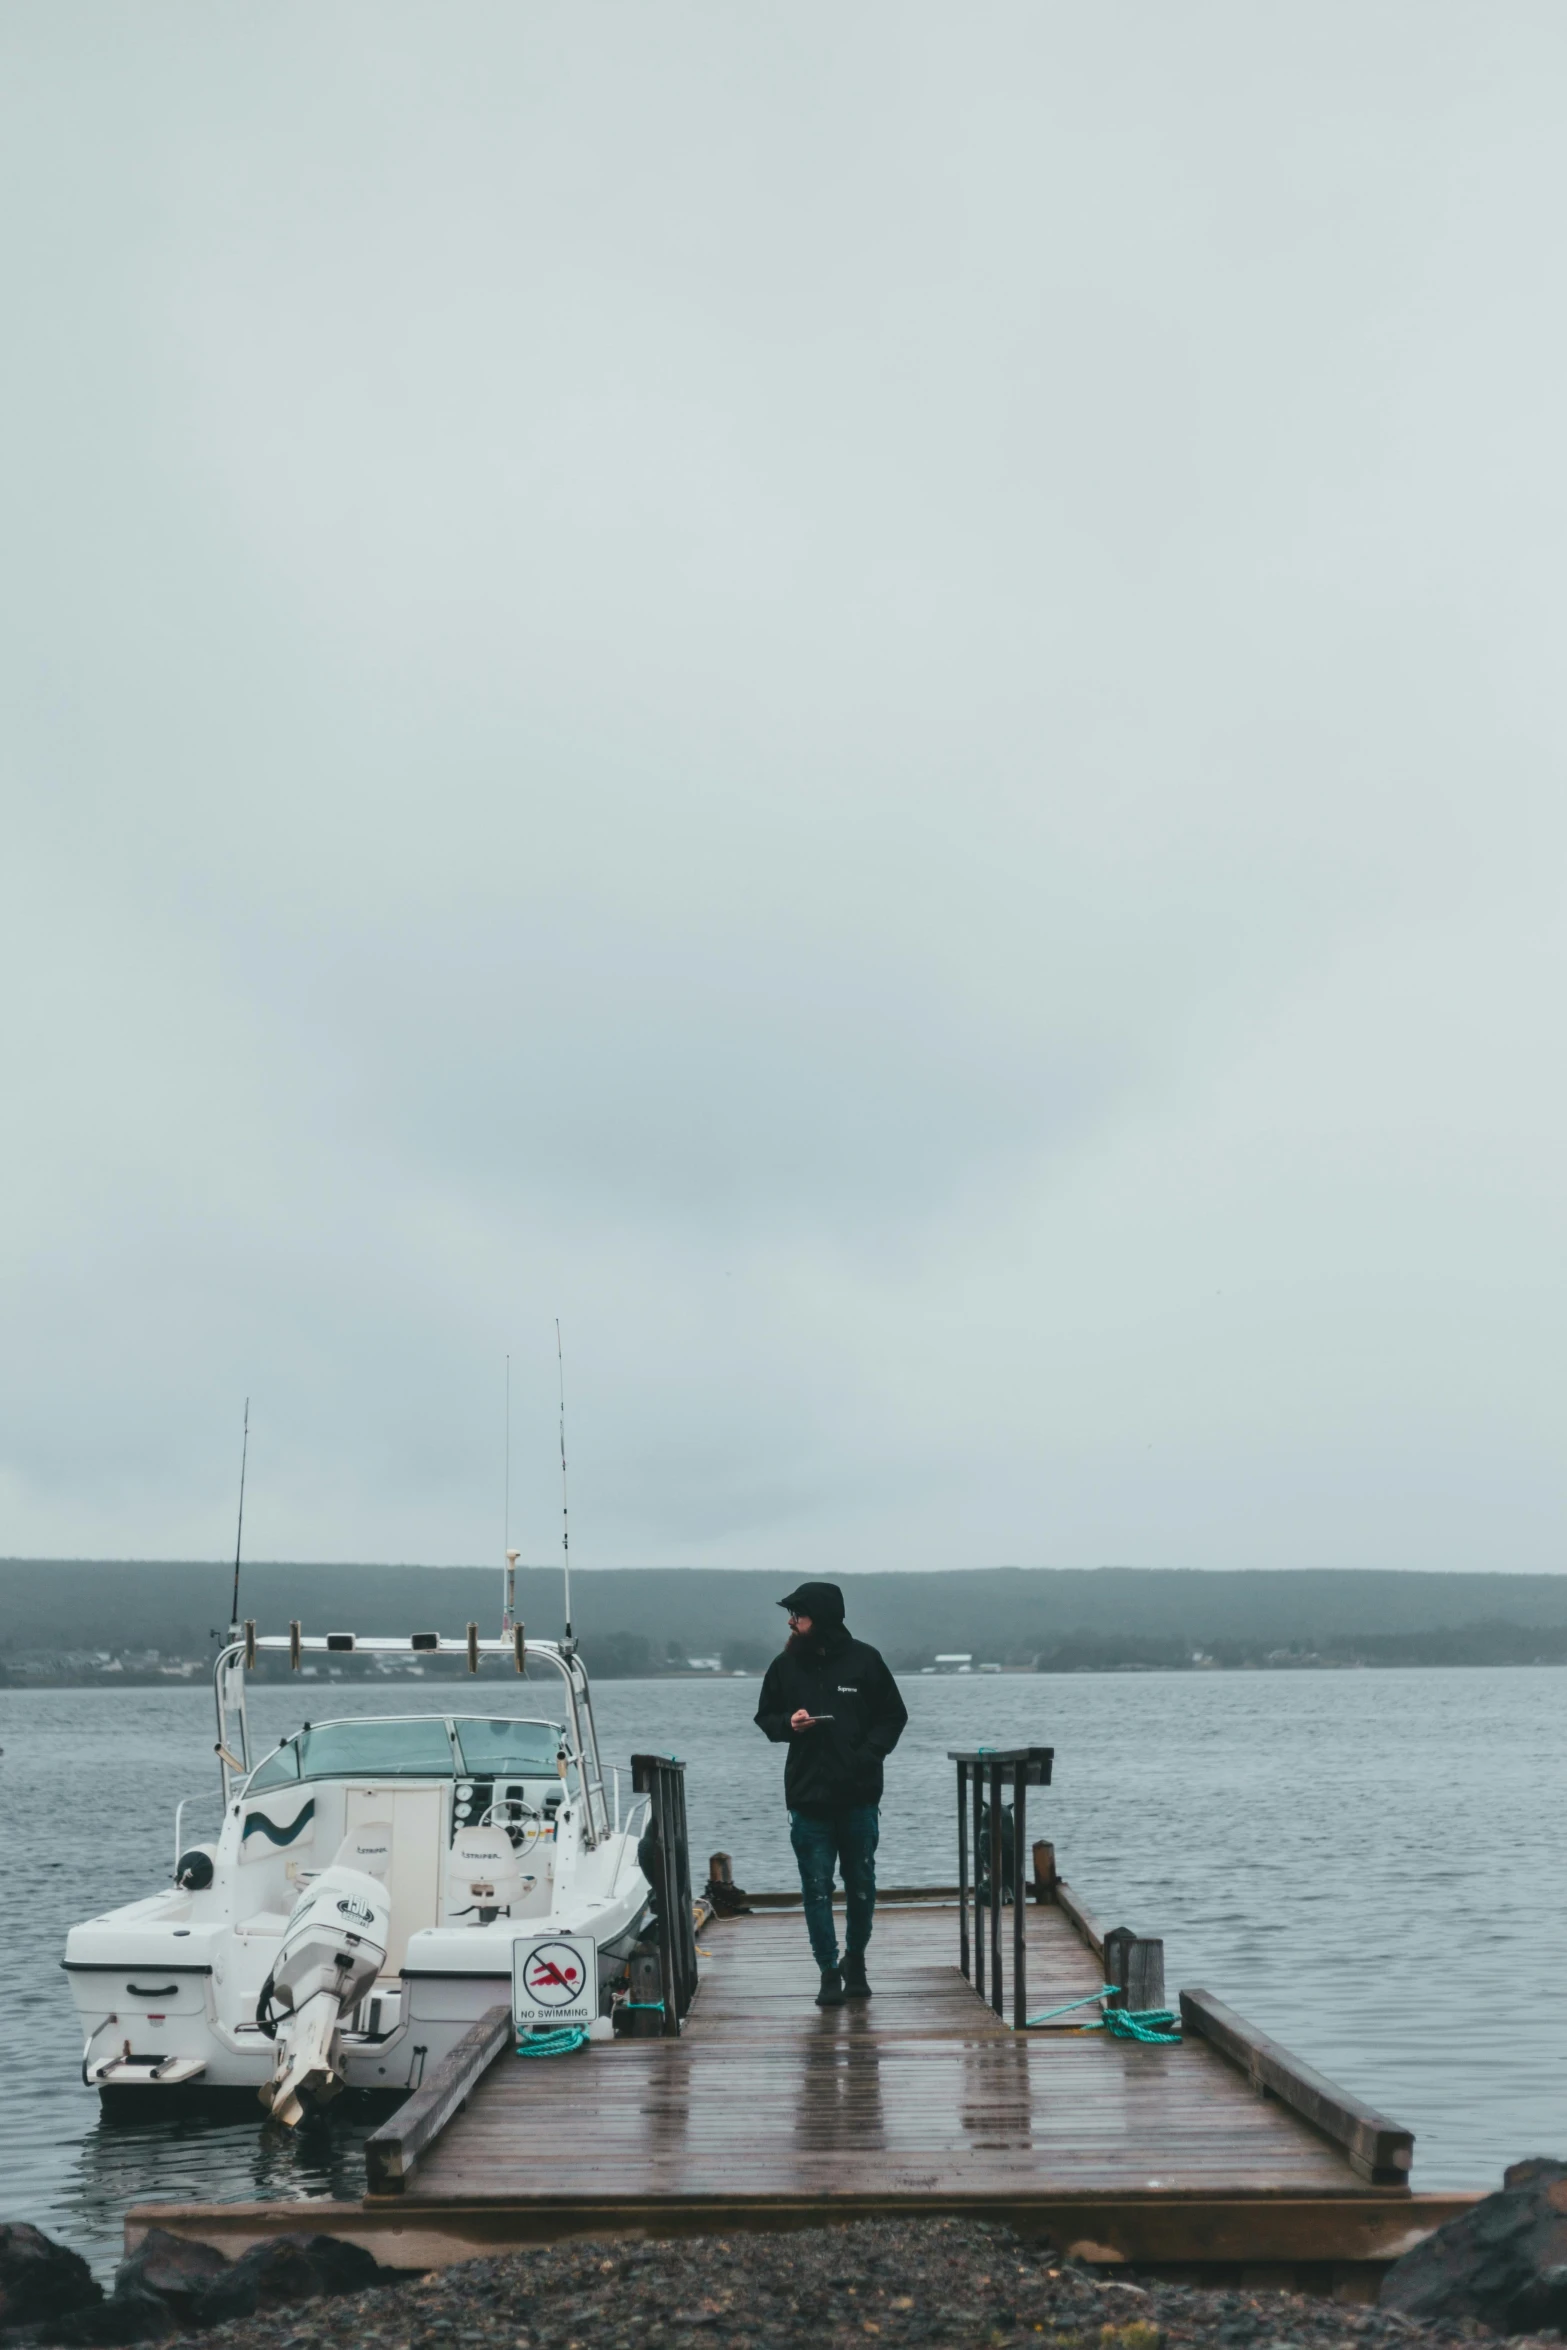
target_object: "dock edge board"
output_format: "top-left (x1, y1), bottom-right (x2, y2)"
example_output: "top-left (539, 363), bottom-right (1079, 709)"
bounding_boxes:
top-left (1042, 1878), bottom-right (1418, 2191)
top-left (1179, 1991), bottom-right (1416, 2187)
top-left (126, 2191), bottom-right (1480, 2282)
top-left (365, 2006), bottom-right (511, 2190)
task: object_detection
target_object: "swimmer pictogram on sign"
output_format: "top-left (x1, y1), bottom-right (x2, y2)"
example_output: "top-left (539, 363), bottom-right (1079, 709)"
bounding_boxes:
top-left (513, 1932), bottom-right (597, 2029)
top-left (527, 1945), bottom-right (583, 2001)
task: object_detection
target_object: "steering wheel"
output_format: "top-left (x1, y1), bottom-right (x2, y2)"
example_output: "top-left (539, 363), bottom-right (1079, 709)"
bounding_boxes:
top-left (480, 1796), bottom-right (546, 1852)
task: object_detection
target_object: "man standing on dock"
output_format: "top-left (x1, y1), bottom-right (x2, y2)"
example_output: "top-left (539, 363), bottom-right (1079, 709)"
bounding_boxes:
top-left (754, 1581), bottom-right (908, 2009)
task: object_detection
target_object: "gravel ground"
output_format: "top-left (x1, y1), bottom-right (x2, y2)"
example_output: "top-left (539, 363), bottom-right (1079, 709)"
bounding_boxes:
top-left (155, 2220), bottom-right (1562, 2350)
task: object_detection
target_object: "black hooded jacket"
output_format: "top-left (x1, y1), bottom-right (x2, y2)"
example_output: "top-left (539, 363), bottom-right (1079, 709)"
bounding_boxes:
top-left (755, 1617), bottom-right (908, 1814)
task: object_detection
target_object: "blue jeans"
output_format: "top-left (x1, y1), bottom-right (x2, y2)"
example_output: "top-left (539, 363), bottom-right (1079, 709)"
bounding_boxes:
top-left (788, 1805), bottom-right (879, 1973)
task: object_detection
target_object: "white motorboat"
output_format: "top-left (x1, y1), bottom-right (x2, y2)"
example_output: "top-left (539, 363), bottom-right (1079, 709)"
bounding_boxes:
top-left (64, 1623), bottom-right (652, 2123)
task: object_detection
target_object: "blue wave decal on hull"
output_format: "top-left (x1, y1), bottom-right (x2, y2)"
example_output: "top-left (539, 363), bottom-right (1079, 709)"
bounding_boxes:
top-left (242, 1799), bottom-right (315, 1846)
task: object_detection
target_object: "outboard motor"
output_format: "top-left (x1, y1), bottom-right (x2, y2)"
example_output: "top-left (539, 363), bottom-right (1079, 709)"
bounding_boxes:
top-left (257, 1865), bottom-right (390, 2127)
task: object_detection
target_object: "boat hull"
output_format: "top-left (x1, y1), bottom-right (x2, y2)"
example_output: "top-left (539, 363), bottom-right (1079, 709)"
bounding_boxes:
top-left (69, 1881), bottom-right (649, 2097)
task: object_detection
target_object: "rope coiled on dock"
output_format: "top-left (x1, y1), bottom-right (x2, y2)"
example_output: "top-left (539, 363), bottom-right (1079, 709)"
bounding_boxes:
top-left (515, 2026), bottom-right (590, 2058)
top-left (1097, 2005), bottom-right (1180, 2045)
top-left (1025, 1985), bottom-right (1181, 2045)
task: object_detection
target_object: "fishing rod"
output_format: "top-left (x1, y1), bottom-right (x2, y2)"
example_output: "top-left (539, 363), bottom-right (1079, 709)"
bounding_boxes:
top-left (502, 1353), bottom-right (519, 1635)
top-left (228, 1398), bottom-right (250, 1637)
top-left (556, 1318), bottom-right (572, 1646)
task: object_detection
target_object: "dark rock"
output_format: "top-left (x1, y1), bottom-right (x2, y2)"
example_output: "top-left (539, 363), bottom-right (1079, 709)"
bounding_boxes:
top-left (45, 2288), bottom-right (179, 2346)
top-left (186, 2235), bottom-right (381, 2326)
top-left (0, 2226), bottom-right (103, 2331)
top-left (1381, 2157), bottom-right (1567, 2330)
top-left (1507, 2160), bottom-right (1567, 2191)
top-left (112, 2232), bottom-right (227, 2322)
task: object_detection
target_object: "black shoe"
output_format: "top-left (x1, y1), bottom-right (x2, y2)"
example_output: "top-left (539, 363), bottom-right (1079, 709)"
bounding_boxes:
top-left (815, 1966), bottom-right (846, 2008)
top-left (842, 1953), bottom-right (871, 1999)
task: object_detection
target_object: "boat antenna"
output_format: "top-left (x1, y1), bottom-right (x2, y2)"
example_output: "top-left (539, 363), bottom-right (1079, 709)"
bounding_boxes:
top-left (556, 1318), bottom-right (572, 1644)
top-left (229, 1397), bottom-right (250, 1637)
top-left (502, 1353), bottom-right (519, 1635)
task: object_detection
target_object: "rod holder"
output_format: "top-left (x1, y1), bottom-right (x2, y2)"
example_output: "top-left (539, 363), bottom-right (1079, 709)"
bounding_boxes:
top-left (288, 1620), bottom-right (301, 1670)
top-left (514, 1622), bottom-right (526, 1673)
top-left (950, 1743), bottom-right (1054, 2032)
top-left (466, 1622), bottom-right (480, 1673)
top-left (631, 1753), bottom-right (699, 2038)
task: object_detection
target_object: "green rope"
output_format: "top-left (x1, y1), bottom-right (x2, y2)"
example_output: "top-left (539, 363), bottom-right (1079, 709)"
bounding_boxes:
top-left (622, 2000), bottom-right (664, 2011)
top-left (1026, 1986), bottom-right (1114, 2026)
top-left (1093, 2006), bottom-right (1181, 2045)
top-left (1025, 1984), bottom-right (1181, 2044)
top-left (516, 2025), bottom-right (590, 2057)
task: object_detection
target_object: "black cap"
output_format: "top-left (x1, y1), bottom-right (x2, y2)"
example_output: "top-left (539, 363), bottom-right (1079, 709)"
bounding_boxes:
top-left (778, 1581), bottom-right (845, 1623)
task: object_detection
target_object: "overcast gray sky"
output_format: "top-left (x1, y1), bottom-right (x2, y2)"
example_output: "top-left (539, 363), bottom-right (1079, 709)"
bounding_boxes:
top-left (3, 4), bottom-right (1564, 1574)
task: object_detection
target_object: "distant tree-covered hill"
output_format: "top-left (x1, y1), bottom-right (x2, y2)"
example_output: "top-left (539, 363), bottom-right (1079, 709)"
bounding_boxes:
top-left (4, 1558), bottom-right (1567, 1677)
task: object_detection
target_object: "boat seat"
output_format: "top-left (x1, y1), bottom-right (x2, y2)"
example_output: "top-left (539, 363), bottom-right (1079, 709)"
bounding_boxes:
top-left (332, 1822), bottom-right (393, 1880)
top-left (236, 1910), bottom-right (291, 1938)
top-left (446, 1826), bottom-right (523, 1920)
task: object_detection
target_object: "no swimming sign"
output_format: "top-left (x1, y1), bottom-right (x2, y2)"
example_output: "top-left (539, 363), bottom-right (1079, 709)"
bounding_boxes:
top-left (512, 1932), bottom-right (598, 2031)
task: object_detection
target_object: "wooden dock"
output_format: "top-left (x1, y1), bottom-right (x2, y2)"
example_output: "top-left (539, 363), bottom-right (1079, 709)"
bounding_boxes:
top-left (130, 1879), bottom-right (1474, 2293)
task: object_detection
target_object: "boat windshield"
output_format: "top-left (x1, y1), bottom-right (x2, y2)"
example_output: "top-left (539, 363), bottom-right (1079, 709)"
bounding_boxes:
top-left (454, 1718), bottom-right (565, 1777)
top-left (244, 1714), bottom-right (570, 1793)
top-left (246, 1718), bottom-right (455, 1789)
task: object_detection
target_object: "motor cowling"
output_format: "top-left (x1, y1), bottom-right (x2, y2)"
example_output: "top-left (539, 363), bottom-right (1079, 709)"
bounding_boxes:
top-left (258, 1864), bottom-right (390, 2127)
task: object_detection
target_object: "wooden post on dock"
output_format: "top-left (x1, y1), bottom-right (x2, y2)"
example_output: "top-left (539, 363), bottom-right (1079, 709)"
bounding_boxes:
top-left (625, 1950), bottom-right (663, 2038)
top-left (704, 1850), bottom-right (754, 1917)
top-left (1103, 1927), bottom-right (1165, 2012)
top-left (1128, 1937), bottom-right (1165, 2011)
top-left (1031, 1840), bottom-right (1057, 1901)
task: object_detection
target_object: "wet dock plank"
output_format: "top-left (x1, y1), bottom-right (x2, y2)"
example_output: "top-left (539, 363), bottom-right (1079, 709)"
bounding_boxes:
top-left (407, 1902), bottom-right (1377, 2204)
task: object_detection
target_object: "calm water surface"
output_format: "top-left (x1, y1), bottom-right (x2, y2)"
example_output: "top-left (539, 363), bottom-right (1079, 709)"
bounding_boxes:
top-left (1, 1668), bottom-right (1561, 2271)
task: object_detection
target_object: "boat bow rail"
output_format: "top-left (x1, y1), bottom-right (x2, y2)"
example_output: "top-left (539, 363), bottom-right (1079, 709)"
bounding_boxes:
top-left (210, 1629), bottom-right (611, 1846)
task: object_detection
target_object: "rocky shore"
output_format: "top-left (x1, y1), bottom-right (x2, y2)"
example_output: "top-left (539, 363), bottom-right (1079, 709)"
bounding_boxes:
top-left (7, 2215), bottom-right (1567, 2350)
